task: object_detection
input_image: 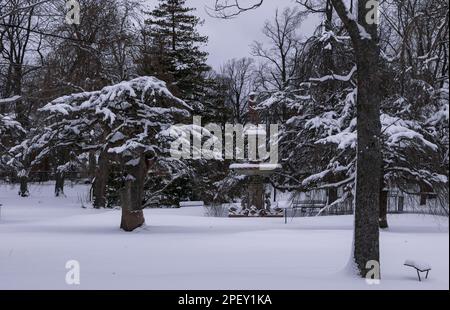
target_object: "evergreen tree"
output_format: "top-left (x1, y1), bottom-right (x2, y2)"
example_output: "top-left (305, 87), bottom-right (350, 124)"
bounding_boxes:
top-left (140, 0), bottom-right (210, 100)
top-left (39, 76), bottom-right (192, 230)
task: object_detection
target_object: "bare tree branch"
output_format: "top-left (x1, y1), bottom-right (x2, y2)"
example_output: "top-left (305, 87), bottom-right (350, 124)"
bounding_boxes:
top-left (208, 0), bottom-right (264, 19)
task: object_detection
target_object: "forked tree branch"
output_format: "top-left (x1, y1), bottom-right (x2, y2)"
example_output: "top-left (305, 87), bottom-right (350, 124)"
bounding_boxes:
top-left (208, 0), bottom-right (264, 18)
top-left (0, 0), bottom-right (53, 20)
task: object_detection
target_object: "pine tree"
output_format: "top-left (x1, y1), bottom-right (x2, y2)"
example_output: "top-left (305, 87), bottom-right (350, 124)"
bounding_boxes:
top-left (140, 0), bottom-right (211, 100)
top-left (39, 76), bottom-right (192, 231)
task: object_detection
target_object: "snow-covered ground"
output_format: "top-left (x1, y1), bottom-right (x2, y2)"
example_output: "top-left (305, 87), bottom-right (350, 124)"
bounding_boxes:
top-left (0, 183), bottom-right (448, 290)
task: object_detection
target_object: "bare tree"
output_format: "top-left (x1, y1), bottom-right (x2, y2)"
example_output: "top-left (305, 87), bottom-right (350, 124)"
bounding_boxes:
top-left (221, 57), bottom-right (255, 123)
top-left (0, 0), bottom-right (52, 20)
top-left (251, 7), bottom-right (305, 91)
top-left (209, 0), bottom-right (263, 19)
top-left (0, 0), bottom-right (40, 125)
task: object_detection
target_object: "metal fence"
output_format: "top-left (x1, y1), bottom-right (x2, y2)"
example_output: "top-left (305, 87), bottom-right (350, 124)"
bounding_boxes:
top-left (387, 191), bottom-right (448, 217)
top-left (286, 191), bottom-right (448, 218)
top-left (0, 171), bottom-right (89, 183)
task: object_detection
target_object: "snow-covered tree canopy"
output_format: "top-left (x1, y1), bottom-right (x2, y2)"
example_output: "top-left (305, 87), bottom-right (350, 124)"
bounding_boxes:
top-left (38, 76), bottom-right (192, 179)
top-left (0, 112), bottom-right (25, 171)
top-left (0, 114), bottom-right (24, 141)
top-left (260, 10), bottom-right (449, 204)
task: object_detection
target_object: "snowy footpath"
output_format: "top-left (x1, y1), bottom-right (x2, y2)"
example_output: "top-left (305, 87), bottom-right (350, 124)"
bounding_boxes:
top-left (0, 183), bottom-right (448, 290)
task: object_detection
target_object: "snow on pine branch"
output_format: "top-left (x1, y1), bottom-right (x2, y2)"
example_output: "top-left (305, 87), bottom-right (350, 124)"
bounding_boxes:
top-left (40, 76), bottom-right (191, 119)
top-left (310, 66), bottom-right (357, 83)
top-left (0, 114), bottom-right (24, 135)
top-left (428, 86), bottom-right (449, 126)
top-left (313, 114), bottom-right (438, 152)
top-left (37, 76), bottom-right (192, 165)
top-left (381, 114), bottom-right (438, 151)
top-left (0, 95), bottom-right (21, 105)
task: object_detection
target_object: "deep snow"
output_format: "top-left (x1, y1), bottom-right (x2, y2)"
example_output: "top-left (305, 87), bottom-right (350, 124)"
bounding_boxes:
top-left (0, 183), bottom-right (448, 290)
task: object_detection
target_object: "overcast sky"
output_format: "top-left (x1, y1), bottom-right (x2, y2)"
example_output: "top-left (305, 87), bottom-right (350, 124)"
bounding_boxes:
top-left (145, 0), bottom-right (321, 70)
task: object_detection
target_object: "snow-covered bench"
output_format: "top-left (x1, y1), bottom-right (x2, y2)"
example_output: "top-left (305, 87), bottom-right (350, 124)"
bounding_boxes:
top-left (179, 201), bottom-right (204, 208)
top-left (404, 260), bottom-right (432, 281)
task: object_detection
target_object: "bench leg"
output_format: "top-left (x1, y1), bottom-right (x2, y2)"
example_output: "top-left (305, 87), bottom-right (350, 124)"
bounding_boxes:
top-left (417, 270), bottom-right (421, 282)
top-left (426, 271), bottom-right (429, 279)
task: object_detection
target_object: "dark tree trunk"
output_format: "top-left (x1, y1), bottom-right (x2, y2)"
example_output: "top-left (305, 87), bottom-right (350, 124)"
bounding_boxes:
top-left (379, 190), bottom-right (389, 229)
top-left (13, 66), bottom-right (28, 127)
top-left (93, 151), bottom-right (109, 208)
top-left (419, 194), bottom-right (427, 206)
top-left (353, 40), bottom-right (382, 277)
top-left (19, 175), bottom-right (29, 197)
top-left (419, 183), bottom-right (430, 206)
top-left (120, 156), bottom-right (148, 232)
top-left (323, 0), bottom-right (335, 75)
top-left (55, 172), bottom-right (65, 197)
top-left (330, 0), bottom-right (383, 278)
top-left (328, 187), bottom-right (338, 205)
top-left (88, 151), bottom-right (96, 181)
top-left (379, 171), bottom-right (389, 229)
top-left (120, 206), bottom-right (145, 232)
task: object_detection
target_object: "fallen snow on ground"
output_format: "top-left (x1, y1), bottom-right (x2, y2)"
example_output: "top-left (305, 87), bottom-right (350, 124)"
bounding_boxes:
top-left (0, 183), bottom-right (448, 290)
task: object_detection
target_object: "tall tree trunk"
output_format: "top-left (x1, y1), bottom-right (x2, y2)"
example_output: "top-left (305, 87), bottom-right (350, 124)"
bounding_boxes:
top-left (93, 151), bottom-right (109, 208)
top-left (331, 0), bottom-right (383, 279)
top-left (120, 156), bottom-right (147, 232)
top-left (55, 172), bottom-right (65, 197)
top-left (353, 42), bottom-right (382, 278)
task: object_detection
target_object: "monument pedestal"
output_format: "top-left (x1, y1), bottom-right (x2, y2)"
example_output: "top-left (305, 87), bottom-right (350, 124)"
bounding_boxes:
top-left (227, 92), bottom-right (283, 217)
top-left (248, 175), bottom-right (265, 210)
top-left (229, 163), bottom-right (283, 218)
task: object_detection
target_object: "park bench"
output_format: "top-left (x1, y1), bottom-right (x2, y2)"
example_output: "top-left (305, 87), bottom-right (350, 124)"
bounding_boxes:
top-left (281, 199), bottom-right (327, 223)
top-left (179, 201), bottom-right (204, 208)
top-left (404, 260), bottom-right (432, 281)
top-left (292, 199), bottom-right (327, 216)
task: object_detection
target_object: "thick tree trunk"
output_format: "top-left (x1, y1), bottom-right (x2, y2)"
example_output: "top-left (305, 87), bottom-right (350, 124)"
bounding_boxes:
top-left (353, 42), bottom-right (382, 277)
top-left (330, 0), bottom-right (383, 279)
top-left (120, 206), bottom-right (145, 232)
top-left (55, 172), bottom-right (65, 197)
top-left (120, 156), bottom-right (147, 231)
top-left (19, 175), bottom-right (29, 197)
top-left (93, 151), bottom-right (109, 208)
